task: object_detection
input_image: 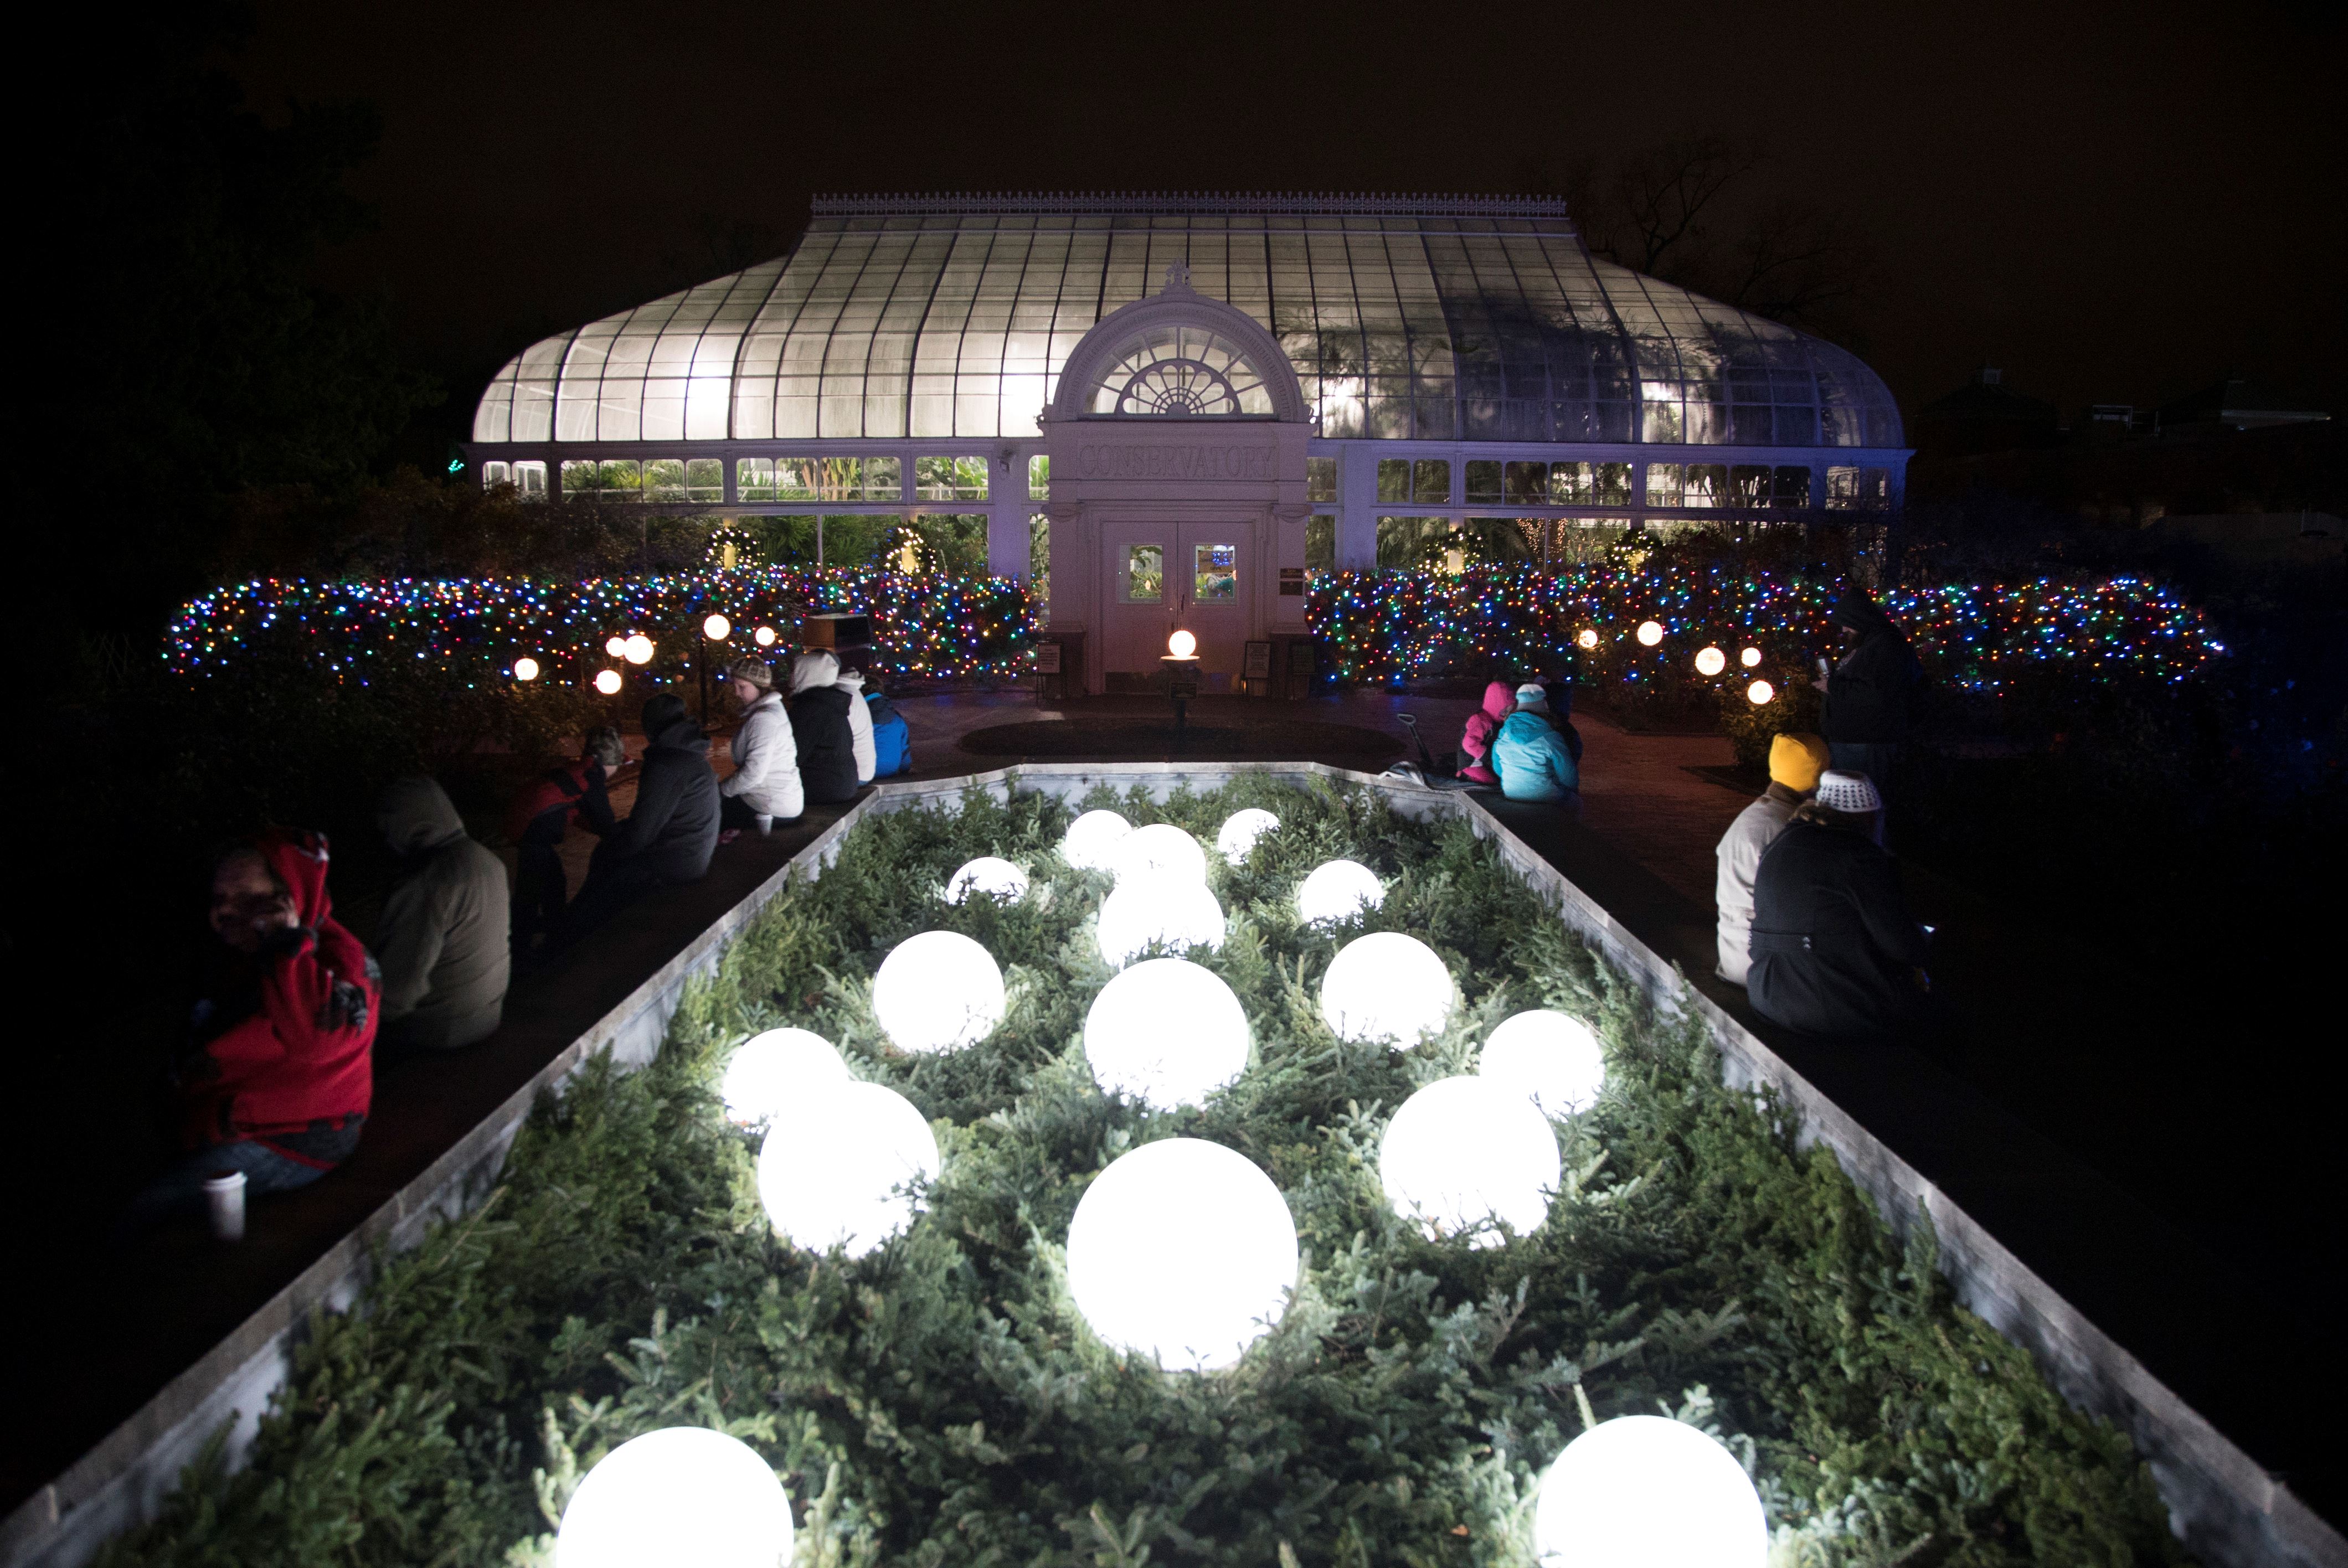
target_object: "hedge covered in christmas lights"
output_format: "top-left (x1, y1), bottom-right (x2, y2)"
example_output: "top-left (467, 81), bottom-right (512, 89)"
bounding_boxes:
top-left (101, 780), bottom-right (2180, 1568)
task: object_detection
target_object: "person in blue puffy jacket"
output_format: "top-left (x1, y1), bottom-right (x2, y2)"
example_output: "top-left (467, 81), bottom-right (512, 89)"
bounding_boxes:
top-left (1491, 684), bottom-right (1581, 808)
top-left (867, 683), bottom-right (912, 777)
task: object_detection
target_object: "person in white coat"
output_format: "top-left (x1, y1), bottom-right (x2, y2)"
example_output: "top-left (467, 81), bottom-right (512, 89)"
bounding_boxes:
top-left (1713, 732), bottom-right (1829, 985)
top-left (836, 659), bottom-right (877, 786)
top-left (718, 659), bottom-right (803, 834)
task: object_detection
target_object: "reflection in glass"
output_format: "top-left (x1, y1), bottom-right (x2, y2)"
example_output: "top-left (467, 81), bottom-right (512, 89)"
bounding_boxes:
top-left (1124, 545), bottom-right (1163, 603)
top-left (1193, 544), bottom-right (1238, 603)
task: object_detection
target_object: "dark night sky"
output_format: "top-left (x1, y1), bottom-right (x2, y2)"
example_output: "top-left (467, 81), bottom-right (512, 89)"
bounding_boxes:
top-left (231, 0), bottom-right (2346, 425)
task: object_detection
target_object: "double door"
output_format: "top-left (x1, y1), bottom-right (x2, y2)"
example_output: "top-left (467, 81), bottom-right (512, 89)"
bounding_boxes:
top-left (1103, 519), bottom-right (1253, 689)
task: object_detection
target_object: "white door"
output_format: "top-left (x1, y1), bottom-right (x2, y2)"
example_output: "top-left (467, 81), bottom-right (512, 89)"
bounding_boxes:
top-left (1100, 520), bottom-right (1253, 689)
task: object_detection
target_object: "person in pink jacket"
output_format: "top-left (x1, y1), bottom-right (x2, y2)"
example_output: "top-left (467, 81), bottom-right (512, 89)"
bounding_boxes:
top-left (1459, 680), bottom-right (1515, 783)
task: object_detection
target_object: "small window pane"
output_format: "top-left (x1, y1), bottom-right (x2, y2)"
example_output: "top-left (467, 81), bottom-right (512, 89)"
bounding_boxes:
top-left (1122, 544), bottom-right (1163, 603)
top-left (1412, 459), bottom-right (1451, 505)
top-left (1685, 465), bottom-right (1728, 507)
top-left (561, 459), bottom-right (598, 495)
top-left (1463, 460), bottom-right (1502, 504)
top-left (1773, 466), bottom-right (1812, 507)
top-left (862, 456), bottom-right (903, 501)
top-left (1305, 456), bottom-right (1339, 503)
top-left (1503, 462), bottom-right (1547, 506)
top-left (1029, 455), bottom-right (1051, 501)
top-left (737, 457), bottom-right (777, 502)
top-left (1730, 465), bottom-right (1773, 508)
top-left (686, 457), bottom-right (723, 502)
top-left (1376, 457), bottom-right (1412, 503)
top-left (1306, 514), bottom-right (1335, 571)
top-left (915, 455), bottom-right (988, 501)
top-left (1549, 461), bottom-right (1593, 505)
top-left (1193, 543), bottom-right (1238, 602)
top-left (774, 457), bottom-right (818, 501)
top-left (1593, 463), bottom-right (1634, 507)
top-left (481, 461), bottom-right (511, 491)
top-left (1645, 464), bottom-right (1684, 508)
top-left (1029, 511), bottom-right (1050, 613)
top-left (643, 458), bottom-right (687, 502)
top-left (818, 457), bottom-right (864, 501)
top-left (1376, 516), bottom-right (1445, 568)
top-left (514, 460), bottom-right (547, 499)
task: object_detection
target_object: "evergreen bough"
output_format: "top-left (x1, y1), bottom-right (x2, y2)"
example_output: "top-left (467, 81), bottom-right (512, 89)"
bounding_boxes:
top-left (101, 778), bottom-right (2185, 1567)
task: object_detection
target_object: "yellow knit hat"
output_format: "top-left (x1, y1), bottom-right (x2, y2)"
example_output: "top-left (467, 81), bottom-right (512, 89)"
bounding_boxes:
top-left (1768, 732), bottom-right (1831, 792)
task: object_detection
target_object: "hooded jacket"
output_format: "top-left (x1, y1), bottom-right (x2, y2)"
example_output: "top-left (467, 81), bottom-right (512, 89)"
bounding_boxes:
top-left (836, 669), bottom-right (878, 783)
top-left (374, 777), bottom-right (510, 1051)
top-left (1712, 782), bottom-right (1803, 986)
top-left (1747, 816), bottom-right (1931, 1038)
top-left (1492, 709), bottom-right (1580, 802)
top-left (182, 829), bottom-right (376, 1148)
top-left (607, 705), bottom-right (722, 882)
top-left (720, 688), bottom-right (804, 819)
top-left (1821, 595), bottom-right (1926, 745)
top-left (1460, 680), bottom-right (1514, 783)
top-left (789, 652), bottom-right (861, 803)
top-left (507, 757), bottom-right (617, 847)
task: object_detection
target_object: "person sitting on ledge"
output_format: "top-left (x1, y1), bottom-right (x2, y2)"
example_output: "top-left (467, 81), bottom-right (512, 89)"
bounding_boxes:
top-left (835, 652), bottom-right (878, 787)
top-left (509, 726), bottom-right (626, 948)
top-left (1491, 683), bottom-right (1582, 809)
top-left (718, 657), bottom-right (801, 838)
top-left (787, 649), bottom-right (862, 806)
top-left (1713, 732), bottom-right (1830, 987)
top-left (565, 692), bottom-right (720, 936)
top-left (1459, 680), bottom-right (1515, 784)
top-left (123, 830), bottom-right (377, 1231)
top-left (373, 776), bottom-right (510, 1054)
top-left (1747, 770), bottom-right (1933, 1039)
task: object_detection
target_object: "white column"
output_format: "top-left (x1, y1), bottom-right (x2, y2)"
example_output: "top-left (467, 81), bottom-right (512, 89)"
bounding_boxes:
top-left (987, 450), bottom-right (1031, 580)
top-left (1337, 442), bottom-right (1378, 570)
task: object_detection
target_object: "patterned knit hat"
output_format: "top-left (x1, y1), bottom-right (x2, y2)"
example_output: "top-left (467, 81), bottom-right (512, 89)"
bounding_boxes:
top-left (1814, 770), bottom-right (1882, 814)
top-left (727, 658), bottom-right (774, 689)
top-left (1513, 683), bottom-right (1549, 711)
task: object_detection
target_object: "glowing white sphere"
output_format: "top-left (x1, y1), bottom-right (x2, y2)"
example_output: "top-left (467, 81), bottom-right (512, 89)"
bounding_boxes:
top-left (556, 1427), bottom-right (791, 1568)
top-left (622, 633), bottom-right (655, 666)
top-left (753, 624), bottom-right (777, 647)
top-left (946, 856), bottom-right (1029, 905)
top-left (513, 656), bottom-right (541, 682)
top-left (1215, 808), bottom-right (1280, 861)
top-left (1576, 627), bottom-right (1599, 649)
top-left (721, 1028), bottom-right (849, 1126)
top-left (604, 635), bottom-right (628, 658)
top-left (1380, 1076), bottom-right (1560, 1245)
top-left (1065, 1138), bottom-right (1298, 1370)
top-left (1097, 875), bottom-right (1226, 968)
top-left (1695, 645), bottom-right (1727, 677)
top-left (1636, 620), bottom-right (1665, 647)
top-left (1746, 679), bottom-right (1775, 706)
top-left (1739, 644), bottom-right (1763, 668)
top-left (1297, 859), bottom-right (1384, 925)
top-left (1480, 1009), bottom-right (1606, 1118)
top-left (757, 1080), bottom-right (939, 1257)
top-left (1168, 628), bottom-right (1198, 658)
top-left (593, 669), bottom-right (624, 695)
top-left (1084, 958), bottom-right (1249, 1109)
top-left (1533, 1416), bottom-right (1768, 1568)
top-left (703, 613), bottom-right (732, 641)
top-left (872, 931), bottom-right (1005, 1052)
top-left (1320, 932), bottom-right (1453, 1046)
top-left (1062, 809), bottom-right (1132, 871)
top-left (1111, 822), bottom-right (1207, 885)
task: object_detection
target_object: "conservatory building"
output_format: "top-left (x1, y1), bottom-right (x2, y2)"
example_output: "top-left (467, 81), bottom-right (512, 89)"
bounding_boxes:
top-left (465, 192), bottom-right (1908, 692)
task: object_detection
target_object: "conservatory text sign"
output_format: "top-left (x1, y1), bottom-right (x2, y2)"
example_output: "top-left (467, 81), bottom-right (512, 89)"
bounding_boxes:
top-left (1074, 443), bottom-right (1277, 482)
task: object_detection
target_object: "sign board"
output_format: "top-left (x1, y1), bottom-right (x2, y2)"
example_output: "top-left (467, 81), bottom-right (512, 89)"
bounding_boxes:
top-left (1243, 641), bottom-right (1273, 680)
top-left (1033, 641), bottom-right (1063, 674)
top-left (1287, 638), bottom-right (1316, 687)
top-left (1278, 567), bottom-right (1306, 596)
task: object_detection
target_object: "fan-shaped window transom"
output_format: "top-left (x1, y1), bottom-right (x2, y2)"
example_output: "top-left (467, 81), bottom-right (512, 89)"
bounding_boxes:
top-left (1088, 325), bottom-right (1276, 417)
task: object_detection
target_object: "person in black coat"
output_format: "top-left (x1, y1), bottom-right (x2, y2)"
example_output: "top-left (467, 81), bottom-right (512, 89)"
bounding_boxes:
top-left (1815, 590), bottom-right (1925, 802)
top-left (564, 694), bottom-right (720, 937)
top-left (787, 649), bottom-right (862, 804)
top-left (1747, 770), bottom-right (1932, 1040)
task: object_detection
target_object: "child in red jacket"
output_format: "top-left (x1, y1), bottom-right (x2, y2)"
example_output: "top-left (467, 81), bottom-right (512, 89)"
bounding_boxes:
top-left (124, 829), bottom-right (378, 1230)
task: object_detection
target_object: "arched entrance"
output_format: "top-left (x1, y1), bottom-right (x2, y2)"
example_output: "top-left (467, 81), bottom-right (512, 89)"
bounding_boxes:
top-left (1042, 266), bottom-right (1314, 694)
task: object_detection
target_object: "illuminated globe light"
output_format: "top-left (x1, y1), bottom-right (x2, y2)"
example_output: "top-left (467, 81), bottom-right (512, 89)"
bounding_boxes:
top-left (872, 931), bottom-right (1005, 1052)
top-left (1064, 1137), bottom-right (1299, 1371)
top-left (593, 669), bottom-right (624, 695)
top-left (1297, 859), bottom-right (1384, 926)
top-left (622, 633), bottom-right (655, 666)
top-left (1740, 645), bottom-right (1763, 668)
top-left (1636, 620), bottom-right (1665, 647)
top-left (1575, 627), bottom-right (1599, 650)
top-left (604, 635), bottom-right (629, 659)
top-left (1215, 807), bottom-right (1280, 862)
top-left (721, 1027), bottom-right (849, 1126)
top-left (1746, 679), bottom-right (1776, 706)
top-left (1062, 809), bottom-right (1133, 871)
top-left (946, 856), bottom-right (1029, 905)
top-left (1083, 958), bottom-right (1250, 1109)
top-left (1097, 874), bottom-right (1226, 968)
top-left (1320, 931), bottom-right (1454, 1046)
top-left (1479, 1009), bottom-right (1607, 1118)
top-left (1532, 1415), bottom-right (1768, 1568)
top-left (753, 625), bottom-right (778, 648)
top-left (1379, 1076), bottom-right (1561, 1245)
top-left (512, 657), bottom-right (541, 682)
top-left (757, 1080), bottom-right (939, 1257)
top-left (702, 613), bottom-right (732, 641)
top-left (1694, 646), bottom-right (1727, 677)
top-left (554, 1426), bottom-right (792, 1568)
top-left (1168, 628), bottom-right (1198, 658)
top-left (1111, 822), bottom-right (1208, 885)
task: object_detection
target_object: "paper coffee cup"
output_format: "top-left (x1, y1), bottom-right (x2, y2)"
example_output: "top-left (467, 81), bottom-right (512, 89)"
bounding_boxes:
top-left (202, 1170), bottom-right (248, 1242)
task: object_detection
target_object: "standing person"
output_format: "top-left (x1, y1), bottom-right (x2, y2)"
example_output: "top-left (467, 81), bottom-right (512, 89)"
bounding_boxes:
top-left (1746, 771), bottom-right (1932, 1039)
top-left (373, 776), bottom-right (511, 1054)
top-left (717, 658), bottom-right (802, 836)
top-left (566, 693), bottom-right (721, 936)
top-left (123, 831), bottom-right (377, 1230)
top-left (1713, 733), bottom-right (1830, 986)
top-left (1815, 590), bottom-right (1925, 814)
top-left (787, 649), bottom-right (861, 804)
top-left (1491, 683), bottom-right (1582, 808)
top-left (835, 657), bottom-right (878, 787)
top-left (1459, 680), bottom-right (1515, 784)
top-left (508, 728), bottom-right (626, 947)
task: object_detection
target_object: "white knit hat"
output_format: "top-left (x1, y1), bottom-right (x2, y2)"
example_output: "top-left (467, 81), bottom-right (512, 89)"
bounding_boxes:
top-left (1814, 770), bottom-right (1882, 814)
top-left (1513, 682), bottom-right (1549, 710)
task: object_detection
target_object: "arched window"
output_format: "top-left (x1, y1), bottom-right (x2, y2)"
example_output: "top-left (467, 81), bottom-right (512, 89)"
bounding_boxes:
top-left (1087, 324), bottom-right (1278, 416)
